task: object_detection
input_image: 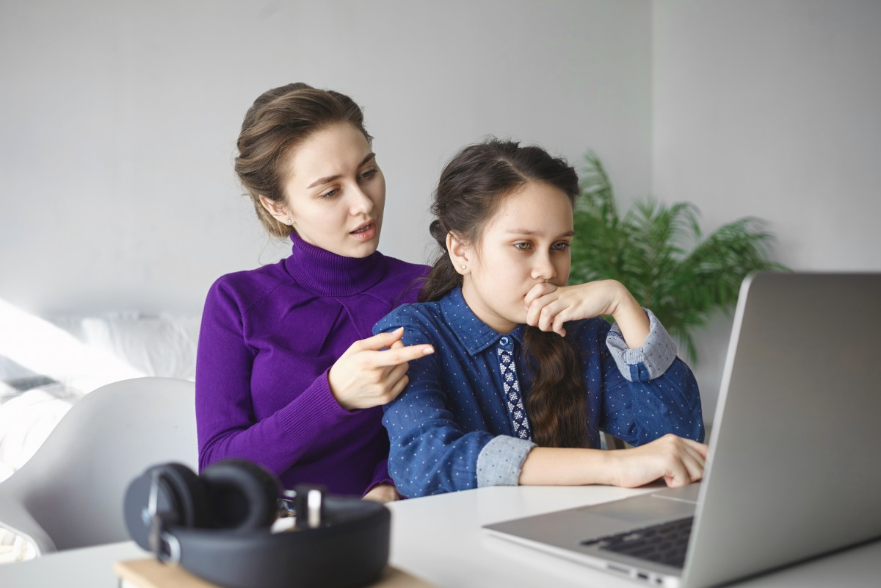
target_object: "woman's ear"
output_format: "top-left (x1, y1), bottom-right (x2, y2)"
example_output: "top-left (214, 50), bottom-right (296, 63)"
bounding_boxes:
top-left (446, 232), bottom-right (471, 276)
top-left (258, 195), bottom-right (292, 226)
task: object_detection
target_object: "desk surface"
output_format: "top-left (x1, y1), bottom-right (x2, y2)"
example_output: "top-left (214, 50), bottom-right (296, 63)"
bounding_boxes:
top-left (2, 485), bottom-right (880, 588)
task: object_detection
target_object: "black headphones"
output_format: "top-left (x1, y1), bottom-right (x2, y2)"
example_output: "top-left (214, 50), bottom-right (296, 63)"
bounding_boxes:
top-left (123, 459), bottom-right (390, 588)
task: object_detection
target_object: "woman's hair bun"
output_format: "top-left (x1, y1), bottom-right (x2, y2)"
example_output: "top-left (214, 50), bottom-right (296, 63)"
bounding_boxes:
top-left (429, 219), bottom-right (446, 245)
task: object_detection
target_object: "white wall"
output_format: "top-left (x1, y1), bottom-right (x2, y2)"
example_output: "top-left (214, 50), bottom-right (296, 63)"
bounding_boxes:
top-left (653, 0), bottom-right (881, 420)
top-left (0, 0), bottom-right (652, 315)
top-left (5, 0), bottom-right (878, 425)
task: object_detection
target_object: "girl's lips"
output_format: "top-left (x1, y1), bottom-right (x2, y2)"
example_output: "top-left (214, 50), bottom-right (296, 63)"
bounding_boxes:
top-left (350, 222), bottom-right (376, 241)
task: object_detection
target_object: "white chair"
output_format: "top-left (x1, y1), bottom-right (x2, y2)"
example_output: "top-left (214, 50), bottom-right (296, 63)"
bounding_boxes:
top-left (0, 377), bottom-right (197, 557)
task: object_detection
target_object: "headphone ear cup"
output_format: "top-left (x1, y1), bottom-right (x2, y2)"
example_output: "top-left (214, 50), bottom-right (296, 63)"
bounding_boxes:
top-left (156, 462), bottom-right (212, 529)
top-left (123, 462), bottom-right (210, 551)
top-left (200, 459), bottom-right (280, 531)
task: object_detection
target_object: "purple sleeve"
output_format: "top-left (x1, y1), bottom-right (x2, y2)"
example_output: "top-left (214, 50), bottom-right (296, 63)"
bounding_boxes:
top-left (195, 280), bottom-right (355, 477)
top-left (364, 458), bottom-right (394, 497)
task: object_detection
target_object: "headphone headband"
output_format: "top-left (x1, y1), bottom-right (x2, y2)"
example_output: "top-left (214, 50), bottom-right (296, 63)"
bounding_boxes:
top-left (168, 499), bottom-right (390, 588)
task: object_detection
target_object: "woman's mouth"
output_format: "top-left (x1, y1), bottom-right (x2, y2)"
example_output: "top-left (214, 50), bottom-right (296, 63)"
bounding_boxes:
top-left (350, 222), bottom-right (376, 241)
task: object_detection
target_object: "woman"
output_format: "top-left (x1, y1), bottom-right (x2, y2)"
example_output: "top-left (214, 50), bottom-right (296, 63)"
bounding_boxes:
top-left (374, 139), bottom-right (707, 498)
top-left (196, 83), bottom-right (434, 502)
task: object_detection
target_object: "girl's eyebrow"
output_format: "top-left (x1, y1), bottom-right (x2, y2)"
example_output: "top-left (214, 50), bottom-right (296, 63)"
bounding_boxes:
top-left (505, 228), bottom-right (575, 238)
top-left (306, 153), bottom-right (376, 189)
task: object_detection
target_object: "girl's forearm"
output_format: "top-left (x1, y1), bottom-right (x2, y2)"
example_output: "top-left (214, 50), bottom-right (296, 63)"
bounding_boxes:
top-left (609, 282), bottom-right (650, 348)
top-left (518, 447), bottom-right (612, 486)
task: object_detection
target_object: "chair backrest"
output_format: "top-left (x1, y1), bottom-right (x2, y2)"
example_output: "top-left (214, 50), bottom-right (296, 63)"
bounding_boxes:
top-left (0, 377), bottom-right (197, 555)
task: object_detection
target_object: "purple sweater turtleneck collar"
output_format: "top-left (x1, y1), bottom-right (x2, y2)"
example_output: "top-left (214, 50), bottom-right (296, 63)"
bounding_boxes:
top-left (284, 232), bottom-right (386, 297)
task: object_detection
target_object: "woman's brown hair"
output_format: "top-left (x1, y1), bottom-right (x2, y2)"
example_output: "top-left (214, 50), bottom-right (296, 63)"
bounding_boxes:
top-left (234, 83), bottom-right (372, 238)
top-left (420, 139), bottom-right (589, 448)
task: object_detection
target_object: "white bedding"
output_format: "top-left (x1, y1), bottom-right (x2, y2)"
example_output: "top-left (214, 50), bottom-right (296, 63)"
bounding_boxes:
top-left (0, 312), bottom-right (200, 484)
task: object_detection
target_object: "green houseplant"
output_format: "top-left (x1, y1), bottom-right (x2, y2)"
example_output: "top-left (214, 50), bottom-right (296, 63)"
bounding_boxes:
top-left (570, 153), bottom-right (787, 363)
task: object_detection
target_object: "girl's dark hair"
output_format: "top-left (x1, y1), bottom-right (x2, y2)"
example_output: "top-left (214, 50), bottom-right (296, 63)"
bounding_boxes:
top-left (420, 138), bottom-right (589, 448)
top-left (234, 83), bottom-right (372, 238)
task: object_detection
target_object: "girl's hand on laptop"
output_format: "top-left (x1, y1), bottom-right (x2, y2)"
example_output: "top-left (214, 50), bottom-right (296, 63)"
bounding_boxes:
top-left (525, 280), bottom-right (649, 347)
top-left (606, 434), bottom-right (708, 488)
top-left (328, 328), bottom-right (435, 411)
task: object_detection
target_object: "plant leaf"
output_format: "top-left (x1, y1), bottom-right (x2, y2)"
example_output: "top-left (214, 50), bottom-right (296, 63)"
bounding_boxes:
top-left (570, 154), bottom-right (789, 364)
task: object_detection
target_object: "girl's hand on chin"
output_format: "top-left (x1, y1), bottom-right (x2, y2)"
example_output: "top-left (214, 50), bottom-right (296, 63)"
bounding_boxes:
top-left (524, 280), bottom-right (626, 336)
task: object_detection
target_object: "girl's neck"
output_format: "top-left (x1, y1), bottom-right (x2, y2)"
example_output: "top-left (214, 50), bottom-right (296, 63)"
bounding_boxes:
top-left (461, 281), bottom-right (518, 334)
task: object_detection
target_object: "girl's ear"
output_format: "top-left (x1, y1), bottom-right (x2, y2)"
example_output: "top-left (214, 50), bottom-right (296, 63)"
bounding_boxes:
top-left (258, 195), bottom-right (292, 225)
top-left (446, 232), bottom-right (471, 276)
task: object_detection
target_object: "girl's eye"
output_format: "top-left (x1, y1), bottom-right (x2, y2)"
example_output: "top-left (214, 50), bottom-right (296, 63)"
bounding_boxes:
top-left (360, 168), bottom-right (377, 180)
top-left (552, 242), bottom-right (571, 251)
top-left (320, 188), bottom-right (339, 199)
top-left (514, 242), bottom-right (532, 251)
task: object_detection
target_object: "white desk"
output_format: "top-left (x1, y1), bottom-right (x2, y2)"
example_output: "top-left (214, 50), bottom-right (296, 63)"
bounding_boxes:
top-left (1, 485), bottom-right (880, 587)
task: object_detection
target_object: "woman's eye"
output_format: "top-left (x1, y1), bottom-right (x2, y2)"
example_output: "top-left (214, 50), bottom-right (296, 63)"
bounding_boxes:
top-left (514, 242), bottom-right (532, 251)
top-left (360, 168), bottom-right (377, 180)
top-left (552, 242), bottom-right (571, 251)
top-left (320, 188), bottom-right (339, 199)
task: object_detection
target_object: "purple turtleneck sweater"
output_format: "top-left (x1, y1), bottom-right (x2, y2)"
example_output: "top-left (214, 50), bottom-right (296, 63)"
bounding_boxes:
top-left (195, 233), bottom-right (429, 496)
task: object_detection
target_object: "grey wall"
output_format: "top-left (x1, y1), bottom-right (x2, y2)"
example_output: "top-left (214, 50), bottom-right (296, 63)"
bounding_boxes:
top-left (0, 0), bottom-right (652, 315)
top-left (3, 0), bottom-right (879, 422)
top-left (653, 0), bottom-right (881, 420)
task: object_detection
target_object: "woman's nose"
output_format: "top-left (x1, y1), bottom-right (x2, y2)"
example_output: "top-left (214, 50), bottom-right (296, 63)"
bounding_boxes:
top-left (348, 185), bottom-right (374, 215)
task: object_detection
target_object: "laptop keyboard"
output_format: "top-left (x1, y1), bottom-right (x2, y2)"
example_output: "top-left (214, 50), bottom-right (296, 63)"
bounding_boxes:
top-left (580, 516), bottom-right (694, 569)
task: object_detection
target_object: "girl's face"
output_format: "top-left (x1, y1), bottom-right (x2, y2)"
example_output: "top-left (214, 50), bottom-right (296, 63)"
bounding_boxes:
top-left (456, 181), bottom-right (574, 333)
top-left (267, 122), bottom-right (385, 258)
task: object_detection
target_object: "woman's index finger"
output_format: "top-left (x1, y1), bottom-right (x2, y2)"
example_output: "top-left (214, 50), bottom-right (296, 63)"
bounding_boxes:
top-left (371, 343), bottom-right (435, 367)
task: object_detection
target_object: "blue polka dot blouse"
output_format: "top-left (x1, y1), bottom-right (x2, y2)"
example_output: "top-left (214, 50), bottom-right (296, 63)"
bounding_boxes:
top-left (373, 287), bottom-right (705, 498)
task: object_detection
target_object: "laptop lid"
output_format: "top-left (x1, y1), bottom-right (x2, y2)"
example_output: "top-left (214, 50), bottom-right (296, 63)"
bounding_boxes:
top-left (682, 271), bottom-right (881, 587)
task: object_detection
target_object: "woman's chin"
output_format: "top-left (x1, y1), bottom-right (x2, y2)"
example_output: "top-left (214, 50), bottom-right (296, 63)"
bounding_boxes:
top-left (346, 240), bottom-right (380, 258)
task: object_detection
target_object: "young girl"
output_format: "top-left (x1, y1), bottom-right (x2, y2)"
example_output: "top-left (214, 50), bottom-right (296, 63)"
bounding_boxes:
top-left (374, 139), bottom-right (707, 498)
top-left (196, 83), bottom-right (434, 502)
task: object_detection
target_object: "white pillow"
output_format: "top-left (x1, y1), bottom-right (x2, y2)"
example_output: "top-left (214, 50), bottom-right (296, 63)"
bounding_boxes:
top-left (78, 313), bottom-right (200, 380)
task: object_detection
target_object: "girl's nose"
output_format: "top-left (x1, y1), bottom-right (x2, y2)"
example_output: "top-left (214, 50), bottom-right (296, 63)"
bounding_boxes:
top-left (531, 254), bottom-right (556, 281)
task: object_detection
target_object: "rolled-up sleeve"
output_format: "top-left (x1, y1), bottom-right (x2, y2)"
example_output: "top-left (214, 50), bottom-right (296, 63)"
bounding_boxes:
top-left (605, 308), bottom-right (678, 382)
top-left (476, 436), bottom-right (536, 487)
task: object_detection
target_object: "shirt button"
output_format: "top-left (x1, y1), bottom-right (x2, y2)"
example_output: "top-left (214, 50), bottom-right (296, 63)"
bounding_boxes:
top-left (500, 336), bottom-right (509, 345)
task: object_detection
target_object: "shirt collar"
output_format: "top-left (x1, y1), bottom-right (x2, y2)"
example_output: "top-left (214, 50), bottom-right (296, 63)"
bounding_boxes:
top-left (439, 287), bottom-right (525, 356)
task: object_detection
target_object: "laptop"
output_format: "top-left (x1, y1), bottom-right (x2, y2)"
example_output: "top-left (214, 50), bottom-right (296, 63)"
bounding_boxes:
top-left (483, 272), bottom-right (881, 587)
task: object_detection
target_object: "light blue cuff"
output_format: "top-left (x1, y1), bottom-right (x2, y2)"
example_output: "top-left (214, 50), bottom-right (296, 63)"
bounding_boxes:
top-left (476, 435), bottom-right (536, 487)
top-left (606, 308), bottom-right (678, 382)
